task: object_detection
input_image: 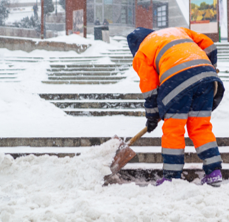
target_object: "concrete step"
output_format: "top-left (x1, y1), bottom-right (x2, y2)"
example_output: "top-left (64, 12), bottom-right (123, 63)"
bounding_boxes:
top-left (47, 76), bottom-right (126, 81)
top-left (52, 101), bottom-right (144, 109)
top-left (101, 52), bottom-right (132, 56)
top-left (4, 150), bottom-right (229, 164)
top-left (0, 77), bottom-right (17, 79)
top-left (0, 73), bottom-right (17, 75)
top-left (0, 137), bottom-right (228, 147)
top-left (108, 49), bottom-right (131, 52)
top-left (3, 59), bottom-right (40, 63)
top-left (4, 57), bottom-right (44, 60)
top-left (39, 93), bottom-right (143, 100)
top-left (47, 67), bottom-right (129, 72)
top-left (0, 69), bottom-right (25, 71)
top-left (49, 60), bottom-right (98, 63)
top-left (46, 71), bottom-right (124, 77)
top-left (111, 60), bottom-right (132, 64)
top-left (112, 168), bottom-right (229, 184)
top-left (64, 110), bottom-right (145, 116)
top-left (42, 80), bottom-right (119, 84)
top-left (49, 64), bottom-right (130, 68)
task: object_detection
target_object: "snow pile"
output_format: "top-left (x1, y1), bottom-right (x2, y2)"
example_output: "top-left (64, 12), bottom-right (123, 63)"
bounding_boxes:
top-left (1, 146), bottom-right (229, 221)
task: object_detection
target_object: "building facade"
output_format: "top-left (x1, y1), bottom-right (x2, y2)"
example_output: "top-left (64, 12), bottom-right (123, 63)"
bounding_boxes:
top-left (66, 0), bottom-right (189, 37)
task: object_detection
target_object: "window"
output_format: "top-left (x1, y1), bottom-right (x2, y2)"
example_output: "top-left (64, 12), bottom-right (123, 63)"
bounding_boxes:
top-left (157, 5), bottom-right (167, 27)
top-left (153, 2), bottom-right (168, 29)
top-left (87, 4), bottom-right (94, 23)
top-left (87, 0), bottom-right (135, 25)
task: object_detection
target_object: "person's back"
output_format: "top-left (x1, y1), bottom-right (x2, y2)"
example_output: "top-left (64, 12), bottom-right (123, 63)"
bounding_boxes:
top-left (139, 27), bottom-right (212, 84)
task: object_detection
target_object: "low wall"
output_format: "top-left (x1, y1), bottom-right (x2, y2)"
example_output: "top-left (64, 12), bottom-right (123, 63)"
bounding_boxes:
top-left (0, 36), bottom-right (91, 53)
top-left (0, 26), bottom-right (54, 39)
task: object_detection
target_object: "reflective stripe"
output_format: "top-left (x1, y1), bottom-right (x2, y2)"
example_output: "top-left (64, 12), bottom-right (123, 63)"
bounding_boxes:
top-left (145, 107), bottom-right (159, 113)
top-left (156, 39), bottom-right (194, 73)
top-left (163, 163), bottom-right (184, 171)
top-left (203, 155), bottom-right (222, 165)
top-left (213, 63), bottom-right (217, 68)
top-left (142, 89), bottom-right (157, 99)
top-left (164, 113), bottom-right (188, 119)
top-left (160, 59), bottom-right (212, 84)
top-left (196, 141), bottom-right (218, 154)
top-left (162, 71), bottom-right (218, 106)
top-left (162, 148), bottom-right (184, 155)
top-left (204, 44), bottom-right (217, 55)
top-left (188, 111), bottom-right (211, 117)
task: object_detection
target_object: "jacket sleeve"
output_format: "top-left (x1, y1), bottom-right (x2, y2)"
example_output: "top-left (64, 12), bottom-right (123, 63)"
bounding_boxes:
top-left (133, 51), bottom-right (160, 119)
top-left (181, 27), bottom-right (217, 68)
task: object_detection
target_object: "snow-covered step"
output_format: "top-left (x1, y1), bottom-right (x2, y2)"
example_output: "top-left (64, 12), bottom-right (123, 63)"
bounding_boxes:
top-left (42, 80), bottom-right (120, 85)
top-left (49, 59), bottom-right (98, 63)
top-left (47, 71), bottom-right (124, 76)
top-left (108, 48), bottom-right (131, 52)
top-left (0, 60), bottom-right (28, 82)
top-left (110, 59), bottom-right (132, 64)
top-left (47, 67), bottom-right (129, 72)
top-left (39, 93), bottom-right (145, 116)
top-left (52, 100), bottom-right (143, 109)
top-left (49, 64), bottom-right (130, 68)
top-left (39, 93), bottom-right (142, 100)
top-left (3, 59), bottom-right (41, 63)
top-left (2, 146), bottom-right (229, 164)
top-left (111, 165), bottom-right (229, 185)
top-left (1, 137), bottom-right (228, 147)
top-left (101, 52), bottom-right (132, 56)
top-left (47, 76), bottom-right (126, 81)
top-left (64, 109), bottom-right (145, 117)
top-left (0, 68), bottom-right (25, 71)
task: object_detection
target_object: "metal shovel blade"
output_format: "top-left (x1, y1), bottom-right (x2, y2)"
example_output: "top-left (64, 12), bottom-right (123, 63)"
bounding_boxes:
top-left (110, 138), bottom-right (136, 174)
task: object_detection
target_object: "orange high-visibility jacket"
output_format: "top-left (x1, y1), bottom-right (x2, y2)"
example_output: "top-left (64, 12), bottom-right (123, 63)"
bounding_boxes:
top-left (128, 27), bottom-right (224, 118)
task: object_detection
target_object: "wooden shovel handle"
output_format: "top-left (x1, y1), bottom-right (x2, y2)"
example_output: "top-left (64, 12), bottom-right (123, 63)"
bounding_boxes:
top-left (127, 119), bottom-right (161, 146)
top-left (127, 126), bottom-right (148, 146)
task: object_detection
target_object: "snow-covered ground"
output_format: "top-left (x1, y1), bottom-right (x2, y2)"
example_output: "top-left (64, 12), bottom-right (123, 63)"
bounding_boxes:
top-left (0, 34), bottom-right (229, 221)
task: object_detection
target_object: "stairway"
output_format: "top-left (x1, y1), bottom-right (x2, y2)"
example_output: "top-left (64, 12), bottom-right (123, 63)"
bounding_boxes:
top-left (0, 60), bottom-right (27, 82)
top-left (1, 40), bottom-right (229, 183)
top-left (39, 93), bottom-right (144, 117)
top-left (1, 137), bottom-right (229, 183)
top-left (43, 63), bottom-right (130, 85)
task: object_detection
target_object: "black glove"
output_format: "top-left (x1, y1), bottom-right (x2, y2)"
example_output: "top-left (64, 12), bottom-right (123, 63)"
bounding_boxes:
top-left (146, 117), bottom-right (158, 133)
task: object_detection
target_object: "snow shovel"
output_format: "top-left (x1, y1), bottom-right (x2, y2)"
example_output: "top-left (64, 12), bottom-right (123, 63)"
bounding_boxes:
top-left (110, 126), bottom-right (148, 175)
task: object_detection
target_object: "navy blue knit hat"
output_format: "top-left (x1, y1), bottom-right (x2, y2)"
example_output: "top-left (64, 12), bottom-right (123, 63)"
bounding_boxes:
top-left (127, 27), bottom-right (154, 57)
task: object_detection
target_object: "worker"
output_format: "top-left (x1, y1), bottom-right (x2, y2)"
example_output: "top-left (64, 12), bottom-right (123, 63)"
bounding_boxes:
top-left (127, 27), bottom-right (225, 187)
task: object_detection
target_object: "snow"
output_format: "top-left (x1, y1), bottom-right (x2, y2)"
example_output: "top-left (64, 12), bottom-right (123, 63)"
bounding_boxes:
top-left (0, 34), bottom-right (229, 221)
top-left (1, 149), bottom-right (229, 221)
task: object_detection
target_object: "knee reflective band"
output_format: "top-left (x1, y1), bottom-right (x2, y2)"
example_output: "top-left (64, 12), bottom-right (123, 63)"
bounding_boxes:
top-left (196, 141), bottom-right (218, 154)
top-left (164, 113), bottom-right (188, 119)
top-left (188, 111), bottom-right (211, 117)
top-left (162, 148), bottom-right (184, 155)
